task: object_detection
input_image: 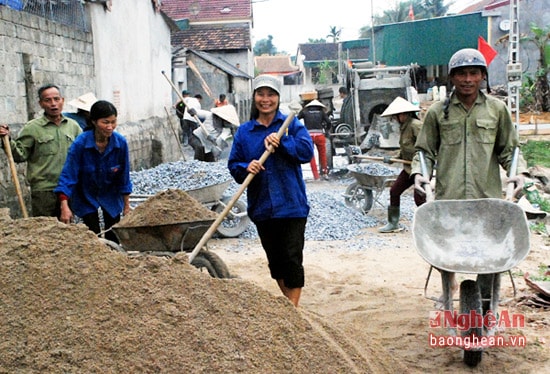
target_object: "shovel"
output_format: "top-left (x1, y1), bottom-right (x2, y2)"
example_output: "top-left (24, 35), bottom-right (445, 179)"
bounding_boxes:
top-left (188, 112), bottom-right (296, 263)
top-left (161, 71), bottom-right (222, 155)
top-left (2, 135), bottom-right (28, 218)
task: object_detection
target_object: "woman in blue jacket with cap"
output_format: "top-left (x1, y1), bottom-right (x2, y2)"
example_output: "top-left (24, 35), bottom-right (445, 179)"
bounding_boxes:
top-left (228, 75), bottom-right (314, 307)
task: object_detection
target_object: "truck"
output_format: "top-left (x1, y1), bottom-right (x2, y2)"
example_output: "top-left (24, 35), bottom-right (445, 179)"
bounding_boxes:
top-left (328, 63), bottom-right (418, 168)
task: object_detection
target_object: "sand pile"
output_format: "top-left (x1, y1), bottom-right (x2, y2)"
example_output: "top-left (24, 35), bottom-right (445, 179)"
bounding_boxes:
top-left (0, 209), bottom-right (382, 373)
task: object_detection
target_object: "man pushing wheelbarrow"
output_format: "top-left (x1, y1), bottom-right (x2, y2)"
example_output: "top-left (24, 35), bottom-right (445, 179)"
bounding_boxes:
top-left (410, 48), bottom-right (530, 367)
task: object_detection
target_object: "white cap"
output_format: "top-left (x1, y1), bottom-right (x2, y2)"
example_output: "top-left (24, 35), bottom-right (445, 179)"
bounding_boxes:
top-left (253, 75), bottom-right (281, 95)
top-left (68, 92), bottom-right (98, 112)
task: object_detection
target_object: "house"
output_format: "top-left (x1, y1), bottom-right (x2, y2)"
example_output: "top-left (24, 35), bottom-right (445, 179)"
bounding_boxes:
top-left (185, 49), bottom-right (252, 121)
top-left (161, 0), bottom-right (254, 117)
top-left (296, 40), bottom-right (370, 86)
top-left (0, 0), bottom-right (178, 215)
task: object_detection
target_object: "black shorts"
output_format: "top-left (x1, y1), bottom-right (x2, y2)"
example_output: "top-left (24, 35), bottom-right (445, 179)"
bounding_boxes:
top-left (255, 218), bottom-right (307, 288)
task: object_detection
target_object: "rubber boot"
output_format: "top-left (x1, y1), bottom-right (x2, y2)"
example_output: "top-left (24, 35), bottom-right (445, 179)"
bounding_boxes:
top-left (378, 206), bottom-right (402, 233)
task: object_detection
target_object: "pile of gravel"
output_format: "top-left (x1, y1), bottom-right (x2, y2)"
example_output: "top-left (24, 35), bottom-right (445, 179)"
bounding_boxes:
top-left (129, 160), bottom-right (418, 242)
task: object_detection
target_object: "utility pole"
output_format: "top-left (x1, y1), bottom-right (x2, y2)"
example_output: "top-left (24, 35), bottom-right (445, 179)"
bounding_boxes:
top-left (506, 0), bottom-right (521, 134)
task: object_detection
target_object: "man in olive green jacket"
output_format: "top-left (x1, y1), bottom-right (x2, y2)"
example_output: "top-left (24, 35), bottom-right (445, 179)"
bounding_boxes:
top-left (0, 84), bottom-right (82, 217)
top-left (410, 48), bottom-right (528, 310)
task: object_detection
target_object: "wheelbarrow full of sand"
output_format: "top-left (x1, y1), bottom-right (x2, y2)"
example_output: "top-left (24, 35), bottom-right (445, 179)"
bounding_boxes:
top-left (412, 166), bottom-right (530, 367)
top-left (106, 188), bottom-right (232, 278)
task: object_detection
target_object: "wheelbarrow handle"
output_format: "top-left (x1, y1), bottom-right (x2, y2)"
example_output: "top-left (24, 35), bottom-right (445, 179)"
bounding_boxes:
top-left (505, 147), bottom-right (520, 201)
top-left (353, 155), bottom-right (411, 165)
top-left (188, 112), bottom-right (297, 264)
top-left (418, 150), bottom-right (434, 202)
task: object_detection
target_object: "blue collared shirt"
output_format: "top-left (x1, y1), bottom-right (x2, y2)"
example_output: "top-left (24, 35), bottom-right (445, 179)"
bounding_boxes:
top-left (54, 130), bottom-right (132, 218)
top-left (228, 111), bottom-right (313, 222)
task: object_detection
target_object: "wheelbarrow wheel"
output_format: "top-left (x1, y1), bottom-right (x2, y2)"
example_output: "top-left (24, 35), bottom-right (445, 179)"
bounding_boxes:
top-left (344, 182), bottom-right (373, 213)
top-left (191, 249), bottom-right (232, 278)
top-left (459, 280), bottom-right (483, 367)
top-left (214, 197), bottom-right (250, 238)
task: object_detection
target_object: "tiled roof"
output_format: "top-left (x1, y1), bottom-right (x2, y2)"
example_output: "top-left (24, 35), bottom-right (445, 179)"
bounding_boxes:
top-left (254, 55), bottom-right (300, 74)
top-left (161, 0), bottom-right (251, 21)
top-left (298, 43), bottom-right (339, 62)
top-left (172, 24), bottom-right (251, 51)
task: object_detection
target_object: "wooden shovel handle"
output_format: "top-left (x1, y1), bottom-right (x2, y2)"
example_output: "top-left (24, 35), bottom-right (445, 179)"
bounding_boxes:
top-left (2, 135), bottom-right (28, 218)
top-left (354, 155), bottom-right (411, 165)
top-left (188, 112), bottom-right (296, 263)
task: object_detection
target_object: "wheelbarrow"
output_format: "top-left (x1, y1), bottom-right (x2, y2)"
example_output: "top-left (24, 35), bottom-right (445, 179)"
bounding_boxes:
top-left (131, 179), bottom-right (250, 238)
top-left (342, 163), bottom-right (399, 214)
top-left (412, 150), bottom-right (531, 367)
top-left (107, 219), bottom-right (231, 278)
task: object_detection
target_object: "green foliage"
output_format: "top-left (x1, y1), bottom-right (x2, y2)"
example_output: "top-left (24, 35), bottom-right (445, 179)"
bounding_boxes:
top-left (528, 263), bottom-right (550, 281)
top-left (522, 140), bottom-right (550, 168)
top-left (308, 38), bottom-right (326, 44)
top-left (315, 60), bottom-right (337, 85)
top-left (520, 22), bottom-right (550, 112)
top-left (253, 35), bottom-right (277, 56)
top-left (327, 26), bottom-right (342, 43)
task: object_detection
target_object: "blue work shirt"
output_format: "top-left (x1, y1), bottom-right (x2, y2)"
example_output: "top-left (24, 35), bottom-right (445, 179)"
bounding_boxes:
top-left (63, 112), bottom-right (88, 130)
top-left (228, 111), bottom-right (313, 222)
top-left (54, 130), bottom-right (132, 218)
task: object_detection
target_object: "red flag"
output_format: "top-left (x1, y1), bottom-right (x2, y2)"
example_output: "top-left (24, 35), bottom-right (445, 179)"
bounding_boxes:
top-left (478, 36), bottom-right (498, 66)
top-left (408, 4), bottom-right (415, 20)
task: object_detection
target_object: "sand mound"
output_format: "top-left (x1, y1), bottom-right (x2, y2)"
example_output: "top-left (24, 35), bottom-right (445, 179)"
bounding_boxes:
top-left (0, 212), bottom-right (389, 373)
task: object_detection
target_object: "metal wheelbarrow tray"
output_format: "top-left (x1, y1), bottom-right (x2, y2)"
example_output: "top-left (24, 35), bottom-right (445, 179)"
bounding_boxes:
top-left (412, 198), bottom-right (530, 274)
top-left (343, 163), bottom-right (400, 213)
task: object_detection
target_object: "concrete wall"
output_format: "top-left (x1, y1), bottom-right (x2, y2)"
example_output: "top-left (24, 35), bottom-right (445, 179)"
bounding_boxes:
top-left (0, 3), bottom-right (182, 218)
top-left (486, 0), bottom-right (550, 87)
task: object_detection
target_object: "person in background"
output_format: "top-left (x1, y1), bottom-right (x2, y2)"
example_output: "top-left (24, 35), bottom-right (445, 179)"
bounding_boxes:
top-left (194, 94), bottom-right (203, 102)
top-left (338, 86), bottom-right (348, 100)
top-left (411, 48), bottom-right (529, 309)
top-left (55, 100), bottom-right (132, 243)
top-left (187, 104), bottom-right (240, 162)
top-left (336, 86), bottom-right (354, 127)
top-left (174, 90), bottom-right (201, 145)
top-left (297, 99), bottom-right (331, 180)
top-left (377, 97), bottom-right (425, 233)
top-left (214, 93), bottom-right (229, 107)
top-left (228, 75), bottom-right (314, 307)
top-left (0, 84), bottom-right (82, 217)
top-left (63, 92), bottom-right (98, 130)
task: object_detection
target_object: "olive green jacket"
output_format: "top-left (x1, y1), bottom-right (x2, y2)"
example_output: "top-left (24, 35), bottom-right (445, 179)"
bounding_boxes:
top-left (399, 117), bottom-right (422, 174)
top-left (9, 115), bottom-right (82, 192)
top-left (411, 91), bottom-right (527, 200)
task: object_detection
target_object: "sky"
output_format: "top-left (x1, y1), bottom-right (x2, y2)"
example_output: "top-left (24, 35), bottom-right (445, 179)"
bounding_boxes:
top-left (251, 0), bottom-right (477, 54)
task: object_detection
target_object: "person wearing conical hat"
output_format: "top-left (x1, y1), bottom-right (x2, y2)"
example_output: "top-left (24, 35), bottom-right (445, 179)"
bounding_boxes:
top-left (186, 104), bottom-right (240, 162)
top-left (378, 96), bottom-right (425, 233)
top-left (297, 99), bottom-right (332, 180)
top-left (64, 92), bottom-right (98, 130)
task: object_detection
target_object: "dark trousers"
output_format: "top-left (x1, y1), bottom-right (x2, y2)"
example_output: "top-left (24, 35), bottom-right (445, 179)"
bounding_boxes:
top-left (389, 170), bottom-right (426, 207)
top-left (31, 190), bottom-right (60, 218)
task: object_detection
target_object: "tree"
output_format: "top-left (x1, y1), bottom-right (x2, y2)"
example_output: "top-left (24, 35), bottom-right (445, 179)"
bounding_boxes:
top-left (253, 35), bottom-right (277, 56)
top-left (327, 26), bottom-right (342, 43)
top-left (359, 0), bottom-right (453, 37)
top-left (308, 38), bottom-right (327, 44)
top-left (521, 22), bottom-right (550, 112)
